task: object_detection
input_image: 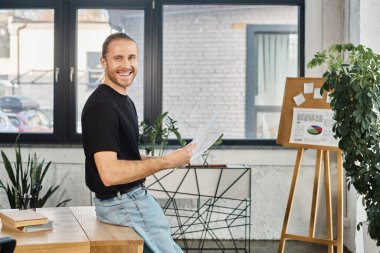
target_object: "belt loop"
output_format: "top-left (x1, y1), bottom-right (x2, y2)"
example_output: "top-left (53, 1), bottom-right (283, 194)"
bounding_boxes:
top-left (117, 191), bottom-right (121, 200)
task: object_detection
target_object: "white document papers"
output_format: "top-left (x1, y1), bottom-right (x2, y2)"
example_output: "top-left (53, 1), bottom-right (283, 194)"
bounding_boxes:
top-left (289, 108), bottom-right (339, 147)
top-left (190, 115), bottom-right (223, 162)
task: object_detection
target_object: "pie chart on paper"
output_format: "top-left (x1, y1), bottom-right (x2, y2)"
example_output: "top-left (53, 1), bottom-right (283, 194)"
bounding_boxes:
top-left (307, 125), bottom-right (322, 135)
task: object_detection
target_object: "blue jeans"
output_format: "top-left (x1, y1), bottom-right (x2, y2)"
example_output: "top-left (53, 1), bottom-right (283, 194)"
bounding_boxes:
top-left (94, 186), bottom-right (183, 253)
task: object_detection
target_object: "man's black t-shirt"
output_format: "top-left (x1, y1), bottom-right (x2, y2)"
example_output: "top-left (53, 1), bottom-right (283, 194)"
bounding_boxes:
top-left (81, 84), bottom-right (144, 194)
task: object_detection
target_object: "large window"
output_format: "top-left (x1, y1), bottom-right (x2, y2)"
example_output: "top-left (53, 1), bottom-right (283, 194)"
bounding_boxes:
top-left (0, 0), bottom-right (304, 145)
top-left (162, 5), bottom-right (301, 142)
top-left (0, 9), bottom-right (54, 135)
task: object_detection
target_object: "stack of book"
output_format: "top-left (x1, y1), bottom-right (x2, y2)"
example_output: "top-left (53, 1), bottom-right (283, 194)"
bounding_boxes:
top-left (0, 209), bottom-right (53, 232)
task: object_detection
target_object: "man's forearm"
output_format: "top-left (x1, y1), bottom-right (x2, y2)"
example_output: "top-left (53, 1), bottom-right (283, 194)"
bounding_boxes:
top-left (96, 154), bottom-right (167, 186)
top-left (95, 144), bottom-right (194, 187)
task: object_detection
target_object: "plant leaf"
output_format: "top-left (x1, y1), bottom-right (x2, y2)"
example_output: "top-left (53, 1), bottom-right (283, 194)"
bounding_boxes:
top-left (1, 150), bottom-right (17, 186)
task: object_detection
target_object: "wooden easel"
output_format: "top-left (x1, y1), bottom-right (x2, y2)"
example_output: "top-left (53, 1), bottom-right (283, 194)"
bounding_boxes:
top-left (276, 78), bottom-right (343, 253)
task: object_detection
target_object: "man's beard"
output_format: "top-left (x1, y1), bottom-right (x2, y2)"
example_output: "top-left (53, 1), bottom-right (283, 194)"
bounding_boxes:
top-left (105, 67), bottom-right (135, 88)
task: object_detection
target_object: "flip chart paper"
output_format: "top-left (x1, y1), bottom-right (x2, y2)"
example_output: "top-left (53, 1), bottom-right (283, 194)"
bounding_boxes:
top-left (289, 107), bottom-right (339, 147)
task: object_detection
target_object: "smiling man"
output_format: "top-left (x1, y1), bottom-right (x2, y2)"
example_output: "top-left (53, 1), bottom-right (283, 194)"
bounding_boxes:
top-left (81, 33), bottom-right (194, 253)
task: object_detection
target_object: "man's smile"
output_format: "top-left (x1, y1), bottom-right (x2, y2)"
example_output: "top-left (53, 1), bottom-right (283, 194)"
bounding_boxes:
top-left (117, 69), bottom-right (134, 77)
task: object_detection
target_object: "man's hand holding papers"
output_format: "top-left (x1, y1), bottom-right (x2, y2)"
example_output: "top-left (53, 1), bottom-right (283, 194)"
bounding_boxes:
top-left (189, 114), bottom-right (223, 163)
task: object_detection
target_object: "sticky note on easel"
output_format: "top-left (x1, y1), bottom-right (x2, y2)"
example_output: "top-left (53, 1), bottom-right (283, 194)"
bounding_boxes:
top-left (326, 93), bottom-right (332, 103)
top-left (304, 82), bottom-right (314, 94)
top-left (314, 88), bottom-right (323, 99)
top-left (293, 93), bottom-right (305, 106)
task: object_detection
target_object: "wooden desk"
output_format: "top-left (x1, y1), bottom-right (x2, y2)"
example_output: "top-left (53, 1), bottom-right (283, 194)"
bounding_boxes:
top-left (0, 207), bottom-right (89, 253)
top-left (0, 207), bottom-right (143, 253)
top-left (70, 206), bottom-right (143, 253)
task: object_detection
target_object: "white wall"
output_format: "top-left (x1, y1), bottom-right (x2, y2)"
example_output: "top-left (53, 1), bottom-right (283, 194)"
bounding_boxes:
top-left (349, 0), bottom-right (380, 252)
top-left (359, 0), bottom-right (380, 54)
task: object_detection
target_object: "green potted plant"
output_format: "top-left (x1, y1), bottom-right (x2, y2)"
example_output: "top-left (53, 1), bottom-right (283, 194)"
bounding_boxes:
top-left (0, 143), bottom-right (71, 209)
top-left (308, 43), bottom-right (380, 245)
top-left (139, 112), bottom-right (186, 156)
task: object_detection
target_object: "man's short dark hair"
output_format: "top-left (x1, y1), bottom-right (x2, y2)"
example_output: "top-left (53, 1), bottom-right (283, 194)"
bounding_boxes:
top-left (102, 32), bottom-right (137, 58)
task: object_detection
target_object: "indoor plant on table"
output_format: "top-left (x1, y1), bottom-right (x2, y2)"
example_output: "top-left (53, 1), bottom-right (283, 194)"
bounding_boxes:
top-left (308, 43), bottom-right (380, 245)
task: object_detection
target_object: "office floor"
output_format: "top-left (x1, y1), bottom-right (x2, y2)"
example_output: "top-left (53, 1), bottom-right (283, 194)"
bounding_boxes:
top-left (176, 240), bottom-right (352, 253)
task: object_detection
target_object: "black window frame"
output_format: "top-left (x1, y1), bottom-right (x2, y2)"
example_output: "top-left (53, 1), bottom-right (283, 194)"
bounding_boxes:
top-left (0, 0), bottom-right (304, 145)
top-left (0, 0), bottom-right (63, 143)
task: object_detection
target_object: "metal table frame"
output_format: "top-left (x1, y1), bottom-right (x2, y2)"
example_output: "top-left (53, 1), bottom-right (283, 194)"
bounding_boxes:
top-left (146, 165), bottom-right (251, 253)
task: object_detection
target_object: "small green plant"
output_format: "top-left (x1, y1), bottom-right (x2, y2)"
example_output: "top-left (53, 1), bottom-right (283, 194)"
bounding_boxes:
top-left (139, 112), bottom-right (186, 156)
top-left (0, 143), bottom-right (71, 209)
top-left (308, 43), bottom-right (380, 245)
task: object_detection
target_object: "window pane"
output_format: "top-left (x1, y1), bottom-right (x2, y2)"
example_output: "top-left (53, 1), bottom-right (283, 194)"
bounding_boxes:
top-left (256, 34), bottom-right (298, 106)
top-left (0, 10), bottom-right (54, 133)
top-left (256, 112), bottom-right (281, 138)
top-left (76, 9), bottom-right (144, 133)
top-left (162, 5), bottom-right (298, 140)
top-left (250, 30), bottom-right (298, 138)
